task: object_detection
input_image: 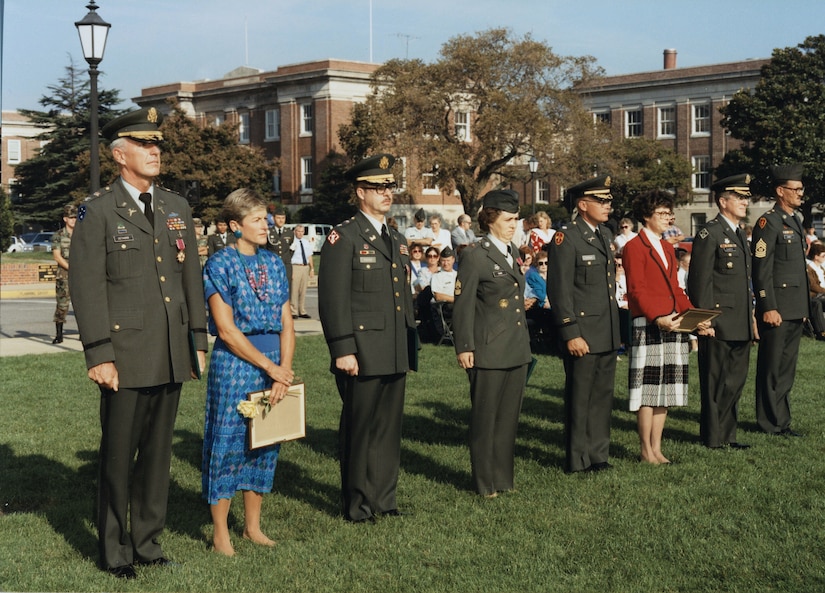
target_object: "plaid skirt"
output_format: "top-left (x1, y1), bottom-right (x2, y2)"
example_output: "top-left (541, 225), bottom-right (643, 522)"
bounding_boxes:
top-left (628, 316), bottom-right (689, 412)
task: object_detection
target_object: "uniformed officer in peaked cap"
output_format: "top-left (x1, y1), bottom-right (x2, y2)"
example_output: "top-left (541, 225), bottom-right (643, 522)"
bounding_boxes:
top-left (689, 173), bottom-right (755, 449)
top-left (101, 107), bottom-right (164, 143)
top-left (547, 173), bottom-right (620, 473)
top-left (751, 163), bottom-right (808, 437)
top-left (266, 205), bottom-right (293, 288)
top-left (318, 153), bottom-right (416, 523)
top-left (70, 105), bottom-right (207, 578)
top-left (452, 187), bottom-right (532, 496)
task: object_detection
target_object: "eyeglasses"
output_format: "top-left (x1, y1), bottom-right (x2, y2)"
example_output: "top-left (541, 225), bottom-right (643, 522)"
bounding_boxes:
top-left (411, 249), bottom-right (422, 253)
top-left (584, 196), bottom-right (613, 206)
top-left (620, 225), bottom-right (629, 229)
top-left (362, 181), bottom-right (398, 192)
top-left (426, 254), bottom-right (439, 258)
top-left (537, 261), bottom-right (548, 266)
top-left (780, 185), bottom-right (805, 196)
top-left (653, 210), bottom-right (674, 218)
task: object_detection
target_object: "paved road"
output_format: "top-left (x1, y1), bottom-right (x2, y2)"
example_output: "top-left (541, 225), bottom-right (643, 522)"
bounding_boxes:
top-left (0, 287), bottom-right (322, 357)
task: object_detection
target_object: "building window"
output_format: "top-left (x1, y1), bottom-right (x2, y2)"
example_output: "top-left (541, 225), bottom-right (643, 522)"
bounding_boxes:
top-left (265, 109), bottom-right (280, 141)
top-left (692, 156), bottom-right (711, 191)
top-left (692, 103), bottom-right (711, 136)
top-left (7, 139), bottom-right (21, 164)
top-left (301, 103), bottom-right (313, 136)
top-left (301, 157), bottom-right (313, 192)
top-left (625, 109), bottom-right (642, 138)
top-left (214, 113), bottom-right (225, 127)
top-left (396, 157), bottom-right (407, 191)
top-left (658, 106), bottom-right (675, 138)
top-left (691, 213), bottom-right (707, 236)
top-left (537, 180), bottom-right (549, 204)
top-left (422, 171), bottom-right (438, 193)
top-left (454, 111), bottom-right (470, 142)
top-left (593, 111), bottom-right (611, 125)
top-left (239, 112), bottom-right (250, 144)
top-left (272, 171), bottom-right (281, 195)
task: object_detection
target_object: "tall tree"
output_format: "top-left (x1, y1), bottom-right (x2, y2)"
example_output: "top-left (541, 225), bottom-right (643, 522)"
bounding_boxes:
top-left (155, 101), bottom-right (277, 224)
top-left (0, 187), bottom-right (14, 252)
top-left (719, 35), bottom-right (825, 223)
top-left (13, 57), bottom-right (123, 227)
top-left (340, 28), bottom-right (605, 215)
top-left (296, 151), bottom-right (357, 225)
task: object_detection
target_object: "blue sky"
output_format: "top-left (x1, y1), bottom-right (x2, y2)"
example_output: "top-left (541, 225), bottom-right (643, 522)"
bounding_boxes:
top-left (2, 0), bottom-right (824, 112)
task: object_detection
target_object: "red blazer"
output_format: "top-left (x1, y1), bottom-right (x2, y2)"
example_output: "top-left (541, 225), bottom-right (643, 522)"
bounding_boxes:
top-left (622, 230), bottom-right (693, 323)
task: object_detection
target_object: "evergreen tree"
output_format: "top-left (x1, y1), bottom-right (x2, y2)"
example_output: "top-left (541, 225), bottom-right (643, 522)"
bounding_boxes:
top-left (0, 187), bottom-right (15, 252)
top-left (13, 57), bottom-right (124, 228)
top-left (296, 151), bottom-right (357, 225)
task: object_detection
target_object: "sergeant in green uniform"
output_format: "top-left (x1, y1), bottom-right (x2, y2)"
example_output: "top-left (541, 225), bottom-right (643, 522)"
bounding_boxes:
top-left (688, 174), bottom-right (754, 449)
top-left (546, 175), bottom-right (620, 473)
top-left (452, 189), bottom-right (532, 496)
top-left (51, 203), bottom-right (77, 344)
top-left (318, 154), bottom-right (416, 522)
top-left (751, 163), bottom-right (810, 437)
top-left (69, 108), bottom-right (208, 578)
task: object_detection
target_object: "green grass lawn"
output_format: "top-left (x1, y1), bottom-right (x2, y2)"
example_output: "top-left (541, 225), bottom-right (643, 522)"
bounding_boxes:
top-left (2, 337), bottom-right (824, 592)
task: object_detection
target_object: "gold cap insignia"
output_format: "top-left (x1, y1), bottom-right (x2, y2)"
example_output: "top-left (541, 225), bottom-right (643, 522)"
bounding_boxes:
top-left (148, 108), bottom-right (158, 123)
top-left (379, 156), bottom-right (389, 169)
top-left (605, 176), bottom-right (611, 187)
top-left (745, 174), bottom-right (752, 184)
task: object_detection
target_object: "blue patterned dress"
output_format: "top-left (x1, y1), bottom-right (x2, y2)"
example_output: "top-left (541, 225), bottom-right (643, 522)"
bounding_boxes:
top-left (202, 246), bottom-right (290, 504)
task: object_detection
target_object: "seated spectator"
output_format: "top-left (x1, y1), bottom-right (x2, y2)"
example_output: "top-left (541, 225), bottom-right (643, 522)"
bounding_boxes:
top-left (518, 245), bottom-right (535, 277)
top-left (662, 214), bottom-right (685, 245)
top-left (525, 250), bottom-right (555, 353)
top-left (430, 247), bottom-right (457, 341)
top-left (416, 246), bottom-right (442, 342)
top-left (409, 243), bottom-right (425, 295)
top-left (614, 217), bottom-right (637, 254)
top-left (807, 242), bottom-right (825, 339)
top-left (405, 208), bottom-right (434, 246)
top-left (451, 214), bottom-right (477, 249)
top-left (429, 214), bottom-right (452, 252)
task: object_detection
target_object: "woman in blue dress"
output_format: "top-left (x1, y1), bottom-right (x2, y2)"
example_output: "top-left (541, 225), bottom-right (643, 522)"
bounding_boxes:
top-left (202, 188), bottom-right (295, 556)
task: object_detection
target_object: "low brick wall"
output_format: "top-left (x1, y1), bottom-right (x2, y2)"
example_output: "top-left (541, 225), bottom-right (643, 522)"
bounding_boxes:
top-left (1, 261), bottom-right (59, 285)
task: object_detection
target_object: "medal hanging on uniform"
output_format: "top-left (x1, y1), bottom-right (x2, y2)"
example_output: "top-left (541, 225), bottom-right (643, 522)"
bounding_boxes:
top-left (176, 237), bottom-right (186, 262)
top-left (237, 249), bottom-right (270, 301)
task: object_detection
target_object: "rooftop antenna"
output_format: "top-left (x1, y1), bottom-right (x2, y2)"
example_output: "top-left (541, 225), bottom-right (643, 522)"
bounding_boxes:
top-left (369, 0), bottom-right (373, 62)
top-left (393, 33), bottom-right (420, 59)
top-left (245, 17), bottom-right (249, 66)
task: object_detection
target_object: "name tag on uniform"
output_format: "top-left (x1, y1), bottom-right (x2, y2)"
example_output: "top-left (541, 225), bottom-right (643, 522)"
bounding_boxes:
top-left (113, 235), bottom-right (134, 243)
top-left (493, 270), bottom-right (508, 277)
top-left (359, 256), bottom-right (377, 264)
top-left (581, 254), bottom-right (596, 262)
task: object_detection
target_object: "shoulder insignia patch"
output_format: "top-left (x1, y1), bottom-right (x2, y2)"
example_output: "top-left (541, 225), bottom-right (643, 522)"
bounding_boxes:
top-left (454, 279), bottom-right (462, 296)
top-left (554, 232), bottom-right (565, 245)
top-left (758, 217), bottom-right (767, 229)
top-left (754, 238), bottom-right (767, 258)
top-left (328, 230), bottom-right (340, 245)
top-left (78, 204), bottom-right (87, 221)
top-left (698, 228), bottom-right (709, 240)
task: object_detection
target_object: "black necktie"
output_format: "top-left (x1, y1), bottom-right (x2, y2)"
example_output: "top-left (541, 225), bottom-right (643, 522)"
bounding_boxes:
top-left (139, 193), bottom-right (153, 228)
top-left (382, 224), bottom-right (392, 251)
top-left (299, 240), bottom-right (307, 264)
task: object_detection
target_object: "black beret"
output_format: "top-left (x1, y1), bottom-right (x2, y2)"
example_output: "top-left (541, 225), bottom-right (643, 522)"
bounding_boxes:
top-left (481, 189), bottom-right (519, 213)
top-left (564, 174), bottom-right (612, 212)
top-left (439, 246), bottom-right (454, 258)
top-left (102, 107), bottom-right (164, 143)
top-left (711, 173), bottom-right (752, 196)
top-left (771, 163), bottom-right (803, 182)
top-left (346, 153), bottom-right (396, 183)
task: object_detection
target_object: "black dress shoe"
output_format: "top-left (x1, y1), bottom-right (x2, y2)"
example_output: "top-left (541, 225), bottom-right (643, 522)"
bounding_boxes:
top-left (105, 565), bottom-right (137, 579)
top-left (589, 462), bottom-right (614, 472)
top-left (299, 313), bottom-right (311, 319)
top-left (779, 428), bottom-right (804, 437)
top-left (136, 557), bottom-right (178, 568)
top-left (728, 442), bottom-right (751, 450)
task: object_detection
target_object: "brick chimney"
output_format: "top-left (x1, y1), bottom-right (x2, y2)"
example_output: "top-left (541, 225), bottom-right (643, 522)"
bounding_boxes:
top-left (663, 49), bottom-right (677, 70)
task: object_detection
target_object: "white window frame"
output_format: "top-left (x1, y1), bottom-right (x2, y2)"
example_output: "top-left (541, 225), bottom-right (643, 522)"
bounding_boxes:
top-left (593, 111), bottom-right (611, 126)
top-left (692, 155), bottom-right (711, 191)
top-left (625, 108), bottom-right (642, 138)
top-left (657, 105), bottom-right (676, 138)
top-left (422, 171), bottom-right (439, 194)
top-left (214, 113), bottom-right (225, 127)
top-left (239, 112), bottom-right (250, 144)
top-left (272, 171), bottom-right (281, 195)
top-left (454, 111), bottom-right (471, 142)
top-left (301, 157), bottom-right (313, 193)
top-left (7, 139), bottom-right (21, 164)
top-left (536, 179), bottom-right (549, 204)
top-left (265, 109), bottom-right (280, 141)
top-left (300, 103), bottom-right (313, 136)
top-left (692, 102), bottom-right (711, 136)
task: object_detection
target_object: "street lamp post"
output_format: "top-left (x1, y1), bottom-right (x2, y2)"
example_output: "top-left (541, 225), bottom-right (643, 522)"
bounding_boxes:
top-left (528, 156), bottom-right (539, 214)
top-left (75, 1), bottom-right (111, 194)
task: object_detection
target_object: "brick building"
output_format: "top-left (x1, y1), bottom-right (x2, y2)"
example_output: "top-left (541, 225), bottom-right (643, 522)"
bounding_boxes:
top-left (2, 110), bottom-right (47, 204)
top-left (576, 50), bottom-right (772, 234)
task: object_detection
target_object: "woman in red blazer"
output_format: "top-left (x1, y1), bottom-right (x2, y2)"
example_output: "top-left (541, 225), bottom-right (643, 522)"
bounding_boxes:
top-left (623, 191), bottom-right (708, 464)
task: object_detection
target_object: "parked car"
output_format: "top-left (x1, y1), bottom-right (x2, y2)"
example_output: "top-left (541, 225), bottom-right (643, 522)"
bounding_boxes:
top-left (6, 236), bottom-right (33, 253)
top-left (283, 223), bottom-right (333, 253)
top-left (28, 232), bottom-right (55, 252)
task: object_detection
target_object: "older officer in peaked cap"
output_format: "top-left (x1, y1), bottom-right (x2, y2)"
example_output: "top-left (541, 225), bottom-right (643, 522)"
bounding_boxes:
top-left (318, 154), bottom-right (416, 523)
top-left (689, 174), bottom-right (755, 449)
top-left (751, 163), bottom-right (809, 437)
top-left (70, 107), bottom-right (207, 578)
top-left (546, 174), bottom-right (620, 473)
top-left (452, 189), bottom-right (532, 496)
